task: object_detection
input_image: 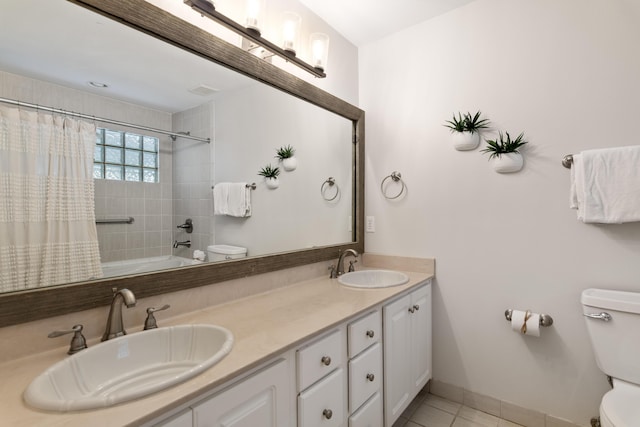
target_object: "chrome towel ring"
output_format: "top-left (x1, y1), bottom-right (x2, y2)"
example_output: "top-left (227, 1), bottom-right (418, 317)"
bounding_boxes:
top-left (321, 177), bottom-right (339, 201)
top-left (381, 171), bottom-right (405, 200)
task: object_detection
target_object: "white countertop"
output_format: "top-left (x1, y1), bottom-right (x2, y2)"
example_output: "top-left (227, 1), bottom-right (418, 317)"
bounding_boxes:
top-left (0, 267), bottom-right (432, 426)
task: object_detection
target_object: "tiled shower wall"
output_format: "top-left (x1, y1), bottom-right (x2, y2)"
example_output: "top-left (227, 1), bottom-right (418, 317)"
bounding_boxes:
top-left (0, 70), bottom-right (174, 263)
top-left (171, 101), bottom-right (215, 259)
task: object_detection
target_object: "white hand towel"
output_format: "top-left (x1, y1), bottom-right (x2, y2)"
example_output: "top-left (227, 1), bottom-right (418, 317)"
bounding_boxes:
top-left (227, 183), bottom-right (251, 217)
top-left (213, 182), bottom-right (251, 217)
top-left (213, 182), bottom-right (231, 216)
top-left (570, 146), bottom-right (640, 223)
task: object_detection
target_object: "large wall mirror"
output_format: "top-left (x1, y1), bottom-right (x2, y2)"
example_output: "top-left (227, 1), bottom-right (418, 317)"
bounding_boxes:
top-left (0, 0), bottom-right (364, 326)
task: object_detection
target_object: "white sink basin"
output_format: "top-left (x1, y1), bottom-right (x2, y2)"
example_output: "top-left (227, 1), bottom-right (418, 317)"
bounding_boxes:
top-left (24, 324), bottom-right (233, 412)
top-left (338, 270), bottom-right (409, 288)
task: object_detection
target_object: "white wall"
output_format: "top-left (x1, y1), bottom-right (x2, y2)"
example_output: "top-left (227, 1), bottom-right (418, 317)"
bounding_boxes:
top-left (360, 0), bottom-right (640, 424)
top-left (213, 83), bottom-right (353, 256)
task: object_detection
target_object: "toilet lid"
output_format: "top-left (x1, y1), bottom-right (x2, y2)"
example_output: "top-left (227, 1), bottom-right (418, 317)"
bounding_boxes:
top-left (601, 380), bottom-right (640, 427)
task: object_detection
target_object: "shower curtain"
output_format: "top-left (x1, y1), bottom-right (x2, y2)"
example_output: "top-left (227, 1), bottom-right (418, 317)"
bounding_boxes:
top-left (0, 105), bottom-right (102, 292)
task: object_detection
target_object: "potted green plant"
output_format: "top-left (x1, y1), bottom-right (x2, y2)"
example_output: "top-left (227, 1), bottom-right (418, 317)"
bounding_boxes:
top-left (258, 164), bottom-right (281, 189)
top-left (275, 145), bottom-right (297, 171)
top-left (481, 131), bottom-right (528, 173)
top-left (444, 111), bottom-right (490, 151)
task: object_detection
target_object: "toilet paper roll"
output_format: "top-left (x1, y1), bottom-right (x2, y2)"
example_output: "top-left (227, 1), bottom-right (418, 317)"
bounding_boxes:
top-left (510, 310), bottom-right (541, 337)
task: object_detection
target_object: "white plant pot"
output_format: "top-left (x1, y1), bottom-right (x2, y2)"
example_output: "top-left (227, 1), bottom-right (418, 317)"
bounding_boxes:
top-left (491, 152), bottom-right (524, 173)
top-left (265, 177), bottom-right (280, 189)
top-left (282, 157), bottom-right (297, 171)
top-left (452, 131), bottom-right (480, 151)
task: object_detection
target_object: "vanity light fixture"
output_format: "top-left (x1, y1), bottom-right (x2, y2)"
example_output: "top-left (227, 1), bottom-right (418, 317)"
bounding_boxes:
top-left (245, 0), bottom-right (265, 34)
top-left (281, 11), bottom-right (301, 55)
top-left (184, 0), bottom-right (327, 78)
top-left (309, 33), bottom-right (330, 72)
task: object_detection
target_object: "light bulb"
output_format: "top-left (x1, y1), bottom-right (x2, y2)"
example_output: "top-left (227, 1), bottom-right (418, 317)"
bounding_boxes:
top-left (309, 33), bottom-right (329, 71)
top-left (281, 12), bottom-right (301, 55)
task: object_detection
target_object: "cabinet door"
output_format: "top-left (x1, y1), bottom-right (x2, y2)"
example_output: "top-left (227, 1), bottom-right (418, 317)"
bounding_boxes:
top-left (383, 293), bottom-right (411, 427)
top-left (298, 368), bottom-right (346, 427)
top-left (193, 358), bottom-right (290, 427)
top-left (410, 284), bottom-right (432, 396)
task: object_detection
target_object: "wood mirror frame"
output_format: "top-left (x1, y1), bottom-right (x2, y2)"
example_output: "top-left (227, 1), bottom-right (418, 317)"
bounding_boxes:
top-left (0, 0), bottom-right (364, 328)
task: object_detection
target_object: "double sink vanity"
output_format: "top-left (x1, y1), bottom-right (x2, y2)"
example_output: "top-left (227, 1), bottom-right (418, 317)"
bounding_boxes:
top-left (0, 256), bottom-right (434, 426)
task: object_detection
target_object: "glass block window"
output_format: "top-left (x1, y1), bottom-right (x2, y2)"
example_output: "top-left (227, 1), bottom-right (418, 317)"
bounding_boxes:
top-left (93, 128), bottom-right (159, 182)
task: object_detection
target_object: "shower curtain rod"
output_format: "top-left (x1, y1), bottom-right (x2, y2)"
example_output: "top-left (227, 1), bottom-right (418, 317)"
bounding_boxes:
top-left (0, 96), bottom-right (210, 143)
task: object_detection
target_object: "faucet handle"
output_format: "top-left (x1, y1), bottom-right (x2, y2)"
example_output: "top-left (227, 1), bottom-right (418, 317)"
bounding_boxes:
top-left (48, 324), bottom-right (88, 355)
top-left (144, 304), bottom-right (171, 330)
top-left (328, 265), bottom-right (338, 279)
top-left (348, 260), bottom-right (358, 272)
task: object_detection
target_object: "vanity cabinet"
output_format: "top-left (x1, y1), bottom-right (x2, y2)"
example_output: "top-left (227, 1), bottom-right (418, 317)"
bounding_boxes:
top-left (383, 281), bottom-right (432, 427)
top-left (346, 310), bottom-right (383, 427)
top-left (150, 279), bottom-right (432, 427)
top-left (296, 328), bottom-right (348, 427)
top-left (192, 358), bottom-right (291, 427)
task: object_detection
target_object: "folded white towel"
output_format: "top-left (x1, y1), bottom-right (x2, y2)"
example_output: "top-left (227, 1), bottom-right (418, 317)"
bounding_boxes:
top-left (213, 182), bottom-right (252, 217)
top-left (570, 146), bottom-right (640, 223)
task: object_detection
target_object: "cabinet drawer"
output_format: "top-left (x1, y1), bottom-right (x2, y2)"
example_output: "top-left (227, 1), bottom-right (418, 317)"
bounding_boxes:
top-left (298, 368), bottom-right (346, 427)
top-left (297, 329), bottom-right (344, 391)
top-left (348, 310), bottom-right (381, 358)
top-left (349, 392), bottom-right (383, 427)
top-left (348, 342), bottom-right (382, 412)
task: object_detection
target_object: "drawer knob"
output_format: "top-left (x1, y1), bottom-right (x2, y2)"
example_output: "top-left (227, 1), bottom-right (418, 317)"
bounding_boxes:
top-left (414, 304), bottom-right (420, 311)
top-left (408, 307), bottom-right (415, 313)
top-left (366, 330), bottom-right (375, 338)
top-left (366, 373), bottom-right (375, 382)
top-left (321, 356), bottom-right (332, 366)
top-left (323, 409), bottom-right (333, 419)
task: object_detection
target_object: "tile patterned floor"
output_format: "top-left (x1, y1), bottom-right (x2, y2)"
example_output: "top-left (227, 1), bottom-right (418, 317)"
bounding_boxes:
top-left (392, 391), bottom-right (524, 427)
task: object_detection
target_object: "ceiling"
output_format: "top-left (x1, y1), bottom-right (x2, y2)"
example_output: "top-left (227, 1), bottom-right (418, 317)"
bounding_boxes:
top-left (0, 0), bottom-right (479, 113)
top-left (299, 0), bottom-right (478, 46)
top-left (0, 0), bottom-right (253, 113)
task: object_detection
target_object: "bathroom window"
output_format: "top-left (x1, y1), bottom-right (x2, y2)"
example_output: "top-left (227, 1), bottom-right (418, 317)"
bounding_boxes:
top-left (93, 128), bottom-right (159, 182)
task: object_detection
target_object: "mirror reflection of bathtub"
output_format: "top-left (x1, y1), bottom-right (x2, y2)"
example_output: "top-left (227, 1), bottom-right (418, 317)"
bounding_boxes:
top-left (100, 256), bottom-right (193, 279)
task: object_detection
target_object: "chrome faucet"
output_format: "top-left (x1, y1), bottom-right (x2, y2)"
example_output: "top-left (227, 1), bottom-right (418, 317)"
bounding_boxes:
top-left (173, 240), bottom-right (191, 248)
top-left (102, 288), bottom-right (136, 341)
top-left (336, 249), bottom-right (359, 276)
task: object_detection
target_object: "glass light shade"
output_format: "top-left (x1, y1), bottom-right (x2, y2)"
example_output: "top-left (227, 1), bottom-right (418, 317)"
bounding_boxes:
top-left (281, 11), bottom-right (301, 55)
top-left (309, 32), bottom-right (329, 72)
top-left (245, 0), bottom-right (266, 34)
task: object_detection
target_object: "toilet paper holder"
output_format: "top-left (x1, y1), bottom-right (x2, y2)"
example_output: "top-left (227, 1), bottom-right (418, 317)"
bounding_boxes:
top-left (505, 309), bottom-right (553, 327)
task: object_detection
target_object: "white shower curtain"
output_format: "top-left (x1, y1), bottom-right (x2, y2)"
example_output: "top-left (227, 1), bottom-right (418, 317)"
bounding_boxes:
top-left (0, 105), bottom-right (102, 292)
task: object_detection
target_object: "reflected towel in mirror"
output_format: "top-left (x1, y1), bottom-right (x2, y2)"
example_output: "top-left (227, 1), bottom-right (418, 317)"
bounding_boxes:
top-left (213, 183), bottom-right (252, 217)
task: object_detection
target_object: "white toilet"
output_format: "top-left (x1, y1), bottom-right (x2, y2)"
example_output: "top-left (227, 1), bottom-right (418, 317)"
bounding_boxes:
top-left (582, 288), bottom-right (640, 426)
top-left (207, 244), bottom-right (247, 262)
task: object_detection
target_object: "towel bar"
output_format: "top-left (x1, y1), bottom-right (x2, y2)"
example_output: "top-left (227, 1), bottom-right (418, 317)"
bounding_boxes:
top-left (562, 154), bottom-right (573, 169)
top-left (96, 217), bottom-right (134, 224)
top-left (212, 183), bottom-right (256, 190)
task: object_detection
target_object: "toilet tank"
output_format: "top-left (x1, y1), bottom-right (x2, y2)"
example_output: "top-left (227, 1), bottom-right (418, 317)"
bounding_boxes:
top-left (582, 288), bottom-right (640, 385)
top-left (207, 245), bottom-right (247, 262)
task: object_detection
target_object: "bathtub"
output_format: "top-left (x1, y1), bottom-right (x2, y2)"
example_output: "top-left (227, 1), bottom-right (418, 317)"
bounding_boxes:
top-left (101, 256), bottom-right (193, 278)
